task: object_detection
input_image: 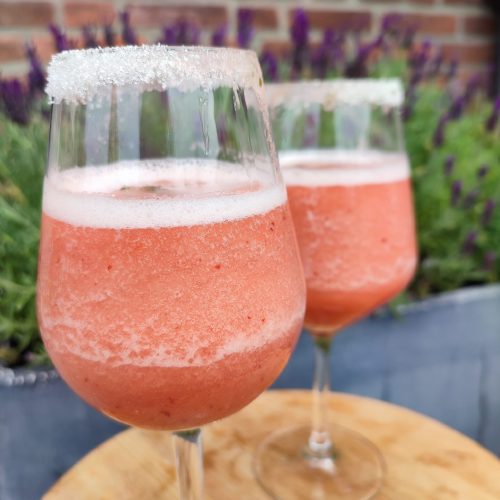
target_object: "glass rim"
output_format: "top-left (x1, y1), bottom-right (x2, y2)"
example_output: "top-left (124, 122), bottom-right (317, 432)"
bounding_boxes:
top-left (46, 44), bottom-right (263, 105)
top-left (265, 78), bottom-right (404, 110)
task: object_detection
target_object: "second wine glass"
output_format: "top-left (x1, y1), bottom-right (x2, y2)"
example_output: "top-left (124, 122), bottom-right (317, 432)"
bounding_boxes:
top-left (256, 79), bottom-right (417, 499)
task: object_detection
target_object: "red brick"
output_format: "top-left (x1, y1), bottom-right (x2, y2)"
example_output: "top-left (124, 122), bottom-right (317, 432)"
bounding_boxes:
top-left (114, 34), bottom-right (148, 46)
top-left (64, 2), bottom-right (116, 28)
top-left (363, 0), bottom-right (435, 3)
top-left (442, 43), bottom-right (494, 64)
top-left (443, 0), bottom-right (481, 4)
top-left (464, 15), bottom-right (495, 36)
top-left (31, 34), bottom-right (57, 63)
top-left (220, 38), bottom-right (238, 49)
top-left (261, 40), bottom-right (291, 58)
top-left (241, 8), bottom-right (278, 29)
top-left (126, 4), bottom-right (227, 28)
top-left (399, 14), bottom-right (457, 35)
top-left (261, 40), bottom-right (321, 57)
top-left (0, 2), bottom-right (54, 27)
top-left (0, 36), bottom-right (25, 63)
top-left (295, 10), bottom-right (372, 32)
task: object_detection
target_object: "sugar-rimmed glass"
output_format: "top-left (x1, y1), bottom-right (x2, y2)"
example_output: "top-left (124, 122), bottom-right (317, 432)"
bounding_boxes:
top-left (255, 79), bottom-right (417, 499)
top-left (37, 45), bottom-right (305, 499)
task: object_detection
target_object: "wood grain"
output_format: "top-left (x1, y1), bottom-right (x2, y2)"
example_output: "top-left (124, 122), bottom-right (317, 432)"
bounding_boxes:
top-left (44, 390), bottom-right (500, 499)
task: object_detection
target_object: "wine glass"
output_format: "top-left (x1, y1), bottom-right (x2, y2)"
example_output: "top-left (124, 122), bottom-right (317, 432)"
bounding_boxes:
top-left (37, 45), bottom-right (305, 499)
top-left (256, 79), bottom-right (417, 499)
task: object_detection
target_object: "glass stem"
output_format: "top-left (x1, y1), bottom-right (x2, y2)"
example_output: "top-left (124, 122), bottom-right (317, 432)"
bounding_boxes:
top-left (307, 336), bottom-right (334, 462)
top-left (173, 428), bottom-right (204, 500)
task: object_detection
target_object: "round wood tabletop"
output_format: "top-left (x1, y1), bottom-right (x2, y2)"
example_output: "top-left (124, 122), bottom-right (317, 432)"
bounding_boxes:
top-left (44, 390), bottom-right (500, 499)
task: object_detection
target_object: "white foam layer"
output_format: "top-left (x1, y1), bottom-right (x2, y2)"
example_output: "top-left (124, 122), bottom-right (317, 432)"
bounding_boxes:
top-left (279, 149), bottom-right (410, 187)
top-left (265, 79), bottom-right (404, 109)
top-left (46, 45), bottom-right (263, 104)
top-left (43, 160), bottom-right (286, 228)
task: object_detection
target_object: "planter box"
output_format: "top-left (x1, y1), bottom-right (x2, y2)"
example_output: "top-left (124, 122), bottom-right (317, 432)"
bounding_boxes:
top-left (0, 369), bottom-right (124, 500)
top-left (2, 284), bottom-right (500, 499)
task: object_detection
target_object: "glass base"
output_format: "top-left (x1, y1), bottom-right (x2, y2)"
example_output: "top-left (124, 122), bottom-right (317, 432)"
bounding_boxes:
top-left (254, 424), bottom-right (385, 500)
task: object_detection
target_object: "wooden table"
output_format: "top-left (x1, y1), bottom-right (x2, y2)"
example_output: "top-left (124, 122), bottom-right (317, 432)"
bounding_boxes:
top-left (44, 390), bottom-right (500, 499)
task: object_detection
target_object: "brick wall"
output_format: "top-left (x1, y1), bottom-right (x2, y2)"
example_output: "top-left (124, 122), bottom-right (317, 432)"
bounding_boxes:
top-left (0, 0), bottom-right (494, 78)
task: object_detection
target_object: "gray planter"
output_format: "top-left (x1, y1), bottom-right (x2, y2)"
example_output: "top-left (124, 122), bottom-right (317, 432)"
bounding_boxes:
top-left (0, 368), bottom-right (124, 500)
top-left (277, 284), bottom-right (500, 456)
top-left (1, 285), bottom-right (499, 500)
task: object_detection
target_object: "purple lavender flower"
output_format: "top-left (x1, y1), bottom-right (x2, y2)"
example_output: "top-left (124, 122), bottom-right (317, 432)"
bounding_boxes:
top-left (483, 251), bottom-right (496, 271)
top-left (486, 96), bottom-right (500, 132)
top-left (189, 23), bottom-right (201, 45)
top-left (260, 51), bottom-right (279, 82)
top-left (463, 189), bottom-right (479, 209)
top-left (291, 8), bottom-right (309, 46)
top-left (158, 21), bottom-right (200, 46)
top-left (444, 155), bottom-right (455, 176)
top-left (176, 20), bottom-right (200, 45)
top-left (345, 41), bottom-right (375, 78)
top-left (159, 26), bottom-right (177, 45)
top-left (175, 20), bottom-right (189, 45)
top-left (413, 39), bottom-right (432, 68)
top-left (433, 114), bottom-right (449, 147)
top-left (82, 26), bottom-right (98, 48)
top-left (446, 59), bottom-right (459, 81)
top-left (290, 9), bottom-right (309, 76)
top-left (311, 30), bottom-right (335, 79)
top-left (104, 24), bottom-right (115, 47)
top-left (449, 95), bottom-right (465, 120)
top-left (464, 73), bottom-right (482, 103)
top-left (237, 9), bottom-right (254, 48)
top-left (451, 180), bottom-right (462, 206)
top-left (211, 25), bottom-right (227, 47)
top-left (312, 45), bottom-right (328, 79)
top-left (477, 164), bottom-right (490, 179)
top-left (25, 43), bottom-right (45, 95)
top-left (49, 23), bottom-right (71, 52)
top-left (422, 38), bottom-right (432, 52)
top-left (120, 11), bottom-right (137, 45)
top-left (323, 28), bottom-right (335, 47)
top-left (410, 68), bottom-right (424, 87)
top-left (482, 199), bottom-right (495, 225)
top-left (312, 29), bottom-right (346, 79)
top-left (462, 230), bottom-right (477, 255)
top-left (428, 49), bottom-right (444, 78)
top-left (381, 13), bottom-right (402, 35)
top-left (0, 79), bottom-right (30, 125)
top-left (402, 24), bottom-right (417, 49)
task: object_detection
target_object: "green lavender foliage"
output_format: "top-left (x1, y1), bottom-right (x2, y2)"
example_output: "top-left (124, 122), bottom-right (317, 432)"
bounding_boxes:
top-left (0, 114), bottom-right (48, 366)
top-left (407, 90), bottom-right (500, 297)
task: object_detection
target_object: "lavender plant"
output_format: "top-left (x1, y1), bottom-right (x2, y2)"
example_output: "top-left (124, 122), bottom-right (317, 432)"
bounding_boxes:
top-left (1, 10), bottom-right (499, 366)
top-left (408, 81), bottom-right (500, 296)
top-left (0, 114), bottom-right (48, 366)
top-left (237, 9), bottom-right (254, 48)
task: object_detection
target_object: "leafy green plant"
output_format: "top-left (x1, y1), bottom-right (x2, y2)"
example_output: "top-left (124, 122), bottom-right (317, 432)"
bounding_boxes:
top-left (406, 87), bottom-right (500, 297)
top-left (0, 114), bottom-right (48, 366)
